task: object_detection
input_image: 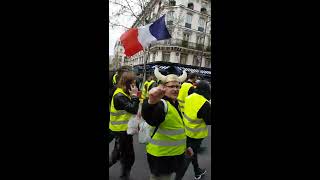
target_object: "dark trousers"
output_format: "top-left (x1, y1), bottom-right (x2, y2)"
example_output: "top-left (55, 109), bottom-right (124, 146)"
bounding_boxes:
top-left (108, 129), bottom-right (114, 143)
top-left (175, 137), bottom-right (203, 180)
top-left (147, 153), bottom-right (185, 177)
top-left (109, 131), bottom-right (135, 177)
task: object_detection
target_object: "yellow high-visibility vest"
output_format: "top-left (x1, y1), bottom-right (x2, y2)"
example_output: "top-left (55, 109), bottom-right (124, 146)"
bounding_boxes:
top-left (183, 93), bottom-right (209, 139)
top-left (141, 80), bottom-right (155, 99)
top-left (146, 100), bottom-right (186, 157)
top-left (109, 88), bottom-right (132, 132)
top-left (112, 73), bottom-right (118, 85)
top-left (177, 82), bottom-right (193, 113)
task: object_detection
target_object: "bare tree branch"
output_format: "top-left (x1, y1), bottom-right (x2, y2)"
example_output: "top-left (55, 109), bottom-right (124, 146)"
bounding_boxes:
top-left (123, 0), bottom-right (140, 19)
top-left (128, 0), bottom-right (143, 9)
top-left (135, 0), bottom-right (144, 10)
top-left (110, 1), bottom-right (128, 10)
top-left (109, 21), bottom-right (130, 30)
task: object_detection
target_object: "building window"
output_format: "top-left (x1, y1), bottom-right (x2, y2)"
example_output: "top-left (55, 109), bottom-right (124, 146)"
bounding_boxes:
top-left (185, 13), bottom-right (192, 28)
top-left (196, 35), bottom-right (204, 44)
top-left (205, 58), bottom-right (211, 67)
top-left (201, 7), bottom-right (207, 13)
top-left (167, 11), bottom-right (174, 25)
top-left (182, 33), bottom-right (190, 47)
top-left (152, 53), bottom-right (156, 62)
top-left (207, 36), bottom-right (211, 51)
top-left (196, 36), bottom-right (204, 50)
top-left (193, 55), bottom-right (200, 66)
top-left (180, 54), bottom-right (187, 64)
top-left (147, 56), bottom-right (151, 63)
top-left (169, 0), bottom-right (176, 6)
top-left (163, 53), bottom-right (170, 62)
top-left (187, 3), bottom-right (194, 10)
top-left (198, 18), bottom-right (205, 32)
top-left (183, 33), bottom-right (190, 41)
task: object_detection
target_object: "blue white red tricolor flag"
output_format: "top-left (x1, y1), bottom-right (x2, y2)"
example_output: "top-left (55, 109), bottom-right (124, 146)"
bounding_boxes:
top-left (120, 15), bottom-right (172, 57)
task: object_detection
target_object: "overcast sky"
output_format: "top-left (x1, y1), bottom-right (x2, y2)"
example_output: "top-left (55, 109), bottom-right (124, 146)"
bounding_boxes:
top-left (109, 2), bottom-right (138, 56)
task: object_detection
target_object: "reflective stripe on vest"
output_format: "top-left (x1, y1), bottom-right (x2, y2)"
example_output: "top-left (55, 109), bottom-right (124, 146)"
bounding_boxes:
top-left (185, 126), bottom-right (208, 132)
top-left (110, 110), bottom-right (128, 116)
top-left (183, 93), bottom-right (209, 139)
top-left (149, 139), bottom-right (186, 146)
top-left (110, 120), bottom-right (130, 125)
top-left (146, 100), bottom-right (186, 157)
top-left (156, 128), bottom-right (185, 136)
top-left (109, 88), bottom-right (132, 132)
top-left (183, 113), bottom-right (203, 124)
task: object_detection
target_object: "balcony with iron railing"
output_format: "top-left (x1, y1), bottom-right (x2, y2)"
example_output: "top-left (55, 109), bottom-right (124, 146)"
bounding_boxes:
top-left (150, 39), bottom-right (210, 52)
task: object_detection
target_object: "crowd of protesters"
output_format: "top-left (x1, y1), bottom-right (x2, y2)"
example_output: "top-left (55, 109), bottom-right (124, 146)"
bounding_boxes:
top-left (108, 65), bottom-right (213, 180)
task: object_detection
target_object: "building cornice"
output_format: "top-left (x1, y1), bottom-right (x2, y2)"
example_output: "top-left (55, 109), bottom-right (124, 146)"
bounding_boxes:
top-left (163, 4), bottom-right (211, 18)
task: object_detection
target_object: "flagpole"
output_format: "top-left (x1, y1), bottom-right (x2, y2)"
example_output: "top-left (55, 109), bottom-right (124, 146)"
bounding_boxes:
top-left (142, 16), bottom-right (149, 84)
top-left (143, 44), bottom-right (151, 83)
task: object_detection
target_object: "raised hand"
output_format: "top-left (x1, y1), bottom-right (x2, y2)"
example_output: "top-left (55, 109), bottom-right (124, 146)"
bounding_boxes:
top-left (129, 84), bottom-right (138, 97)
top-left (148, 85), bottom-right (166, 104)
top-left (185, 147), bottom-right (194, 157)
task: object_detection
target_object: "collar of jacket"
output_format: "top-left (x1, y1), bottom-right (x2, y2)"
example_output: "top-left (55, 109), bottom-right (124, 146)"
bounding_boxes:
top-left (163, 96), bottom-right (183, 119)
top-left (163, 96), bottom-right (179, 109)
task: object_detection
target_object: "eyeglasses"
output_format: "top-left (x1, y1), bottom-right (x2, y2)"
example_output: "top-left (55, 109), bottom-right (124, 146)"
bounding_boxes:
top-left (166, 85), bottom-right (181, 89)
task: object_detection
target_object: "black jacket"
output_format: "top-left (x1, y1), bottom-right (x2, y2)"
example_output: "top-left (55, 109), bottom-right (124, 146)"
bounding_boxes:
top-left (113, 92), bottom-right (140, 115)
top-left (198, 101), bottom-right (212, 125)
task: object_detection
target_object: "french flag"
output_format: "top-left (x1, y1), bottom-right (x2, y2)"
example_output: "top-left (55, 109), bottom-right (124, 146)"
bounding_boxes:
top-left (120, 15), bottom-right (171, 57)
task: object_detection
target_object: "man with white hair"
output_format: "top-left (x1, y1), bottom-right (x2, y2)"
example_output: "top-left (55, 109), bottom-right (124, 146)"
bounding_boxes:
top-left (141, 66), bottom-right (193, 180)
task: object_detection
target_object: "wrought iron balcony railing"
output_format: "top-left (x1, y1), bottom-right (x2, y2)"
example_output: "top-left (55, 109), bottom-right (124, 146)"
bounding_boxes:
top-left (151, 39), bottom-right (210, 52)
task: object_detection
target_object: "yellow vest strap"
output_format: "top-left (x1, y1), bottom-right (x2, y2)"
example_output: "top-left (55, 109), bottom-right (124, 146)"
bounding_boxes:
top-left (149, 138), bottom-right (186, 146)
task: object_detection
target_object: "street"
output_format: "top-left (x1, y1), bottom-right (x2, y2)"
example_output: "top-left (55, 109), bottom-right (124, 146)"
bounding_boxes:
top-left (109, 126), bottom-right (212, 180)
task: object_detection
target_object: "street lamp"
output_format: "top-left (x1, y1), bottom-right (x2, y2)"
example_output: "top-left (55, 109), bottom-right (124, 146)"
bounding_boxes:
top-left (198, 19), bottom-right (211, 75)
